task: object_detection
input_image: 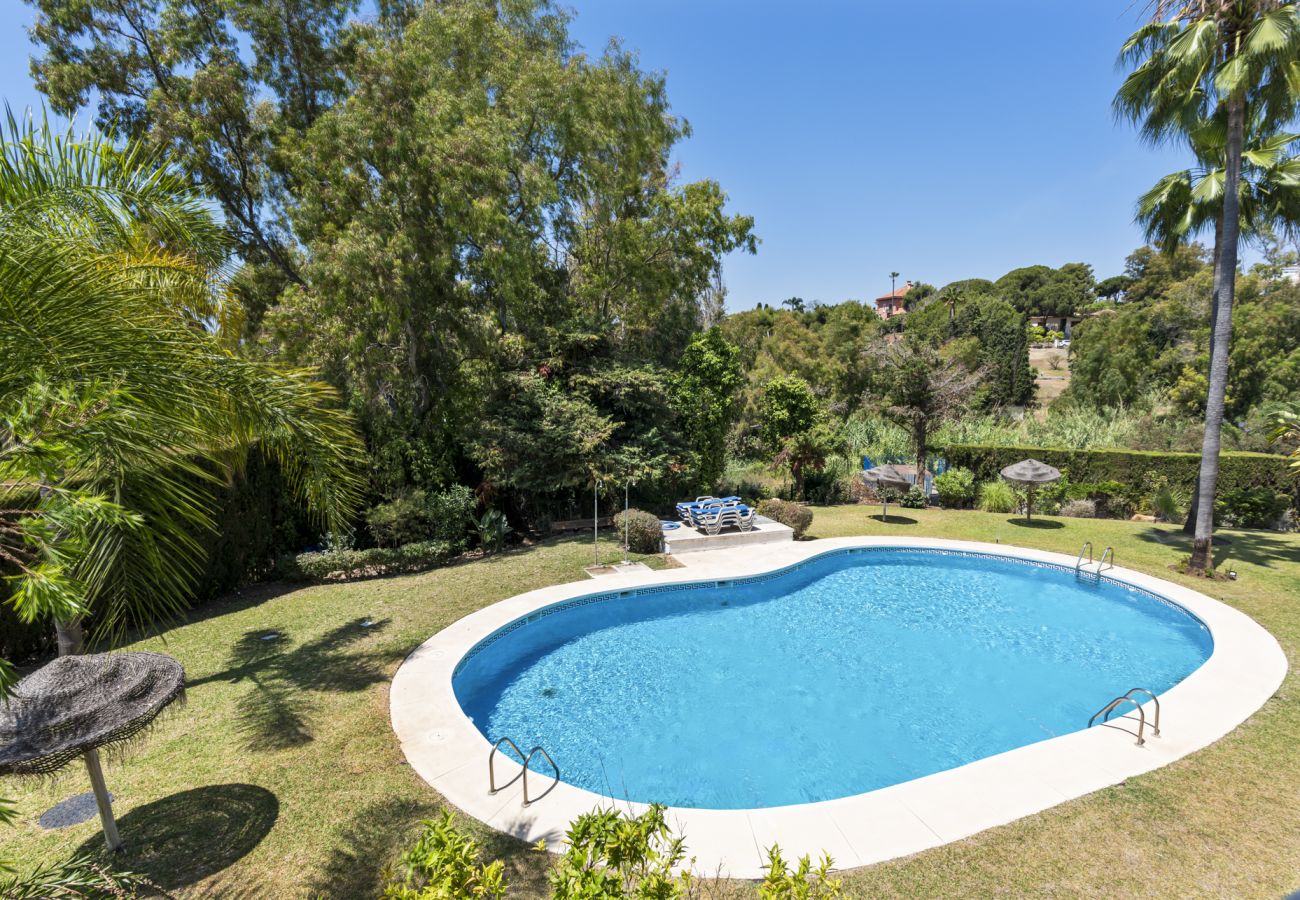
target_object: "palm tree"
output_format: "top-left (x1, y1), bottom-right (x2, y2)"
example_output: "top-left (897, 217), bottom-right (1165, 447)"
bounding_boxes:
top-left (0, 112), bottom-right (364, 654)
top-left (1116, 1), bottom-right (1300, 572)
top-left (1135, 114), bottom-right (1300, 533)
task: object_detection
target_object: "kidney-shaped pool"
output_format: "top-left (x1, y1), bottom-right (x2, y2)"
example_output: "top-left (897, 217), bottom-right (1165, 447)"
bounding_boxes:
top-left (451, 547), bottom-right (1213, 810)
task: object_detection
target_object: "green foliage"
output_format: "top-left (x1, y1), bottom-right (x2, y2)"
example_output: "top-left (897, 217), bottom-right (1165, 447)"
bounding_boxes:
top-left (293, 541), bottom-right (454, 581)
top-left (383, 811), bottom-right (507, 899)
top-left (762, 376), bottom-right (839, 499)
top-left (613, 509), bottom-right (663, 555)
top-left (977, 480), bottom-right (1020, 514)
top-left (673, 328), bottom-right (744, 490)
top-left (548, 804), bottom-right (690, 898)
top-left (758, 845), bottom-right (843, 899)
top-left (757, 499), bottom-right (814, 538)
top-left (934, 467), bottom-right (976, 508)
top-left (994, 263), bottom-right (1096, 317)
top-left (0, 854), bottom-right (159, 899)
top-left (1059, 499), bottom-right (1098, 518)
top-left (943, 443), bottom-right (1298, 520)
top-left (365, 487), bottom-right (477, 549)
top-left (899, 486), bottom-right (929, 509)
top-left (1217, 487), bottom-right (1290, 529)
top-left (0, 116), bottom-right (363, 647)
top-left (473, 510), bottom-right (513, 553)
top-left (842, 412), bottom-right (912, 465)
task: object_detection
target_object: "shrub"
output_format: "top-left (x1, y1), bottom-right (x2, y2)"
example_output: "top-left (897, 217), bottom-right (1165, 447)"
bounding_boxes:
top-left (366, 486), bottom-right (477, 549)
top-left (759, 846), bottom-right (843, 899)
top-left (473, 509), bottom-right (513, 552)
top-left (612, 508), bottom-right (663, 554)
top-left (1059, 499), bottom-right (1096, 518)
top-left (977, 480), bottom-right (1019, 514)
top-left (383, 811), bottom-right (506, 900)
top-left (757, 498), bottom-right (814, 538)
top-left (292, 540), bottom-right (453, 581)
top-left (1217, 487), bottom-right (1290, 529)
top-left (933, 467), bottom-right (975, 508)
top-left (899, 486), bottom-right (928, 509)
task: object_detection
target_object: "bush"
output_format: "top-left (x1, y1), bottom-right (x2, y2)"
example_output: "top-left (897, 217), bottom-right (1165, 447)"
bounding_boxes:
top-left (1059, 499), bottom-right (1097, 518)
top-left (933, 467), bottom-right (976, 508)
top-left (365, 486), bottom-right (477, 549)
top-left (757, 498), bottom-right (814, 538)
top-left (899, 486), bottom-right (928, 509)
top-left (977, 480), bottom-right (1019, 514)
top-left (612, 508), bottom-right (663, 554)
top-left (292, 540), bottom-right (454, 581)
top-left (384, 805), bottom-right (841, 900)
top-left (1217, 487), bottom-right (1290, 529)
top-left (473, 508), bottom-right (513, 552)
top-left (940, 443), bottom-right (1298, 518)
top-left (383, 811), bottom-right (506, 899)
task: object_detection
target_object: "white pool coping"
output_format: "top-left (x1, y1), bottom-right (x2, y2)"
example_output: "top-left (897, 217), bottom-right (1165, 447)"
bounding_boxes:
top-left (389, 536), bottom-right (1287, 879)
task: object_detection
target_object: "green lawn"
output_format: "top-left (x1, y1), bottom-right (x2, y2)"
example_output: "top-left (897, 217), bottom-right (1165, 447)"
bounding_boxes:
top-left (2, 508), bottom-right (1298, 898)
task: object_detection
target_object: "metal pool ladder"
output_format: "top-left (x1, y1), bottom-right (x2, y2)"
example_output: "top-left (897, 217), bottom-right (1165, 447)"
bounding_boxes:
top-left (488, 737), bottom-right (558, 807)
top-left (1076, 542), bottom-right (1115, 573)
top-left (1089, 688), bottom-right (1161, 745)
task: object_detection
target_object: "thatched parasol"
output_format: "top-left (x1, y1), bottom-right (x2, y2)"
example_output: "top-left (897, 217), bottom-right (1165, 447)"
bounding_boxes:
top-left (0, 651), bottom-right (185, 850)
top-left (999, 458), bottom-right (1062, 520)
top-left (863, 464), bottom-right (914, 519)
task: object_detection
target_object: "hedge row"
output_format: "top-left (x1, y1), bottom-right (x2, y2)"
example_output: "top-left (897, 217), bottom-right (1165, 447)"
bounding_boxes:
top-left (937, 444), bottom-right (1299, 511)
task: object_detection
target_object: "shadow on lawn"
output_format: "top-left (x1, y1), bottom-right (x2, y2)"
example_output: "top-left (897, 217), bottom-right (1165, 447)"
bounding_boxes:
top-left (308, 798), bottom-right (551, 899)
top-left (1135, 526), bottom-right (1300, 570)
top-left (1007, 518), bottom-right (1064, 529)
top-left (75, 783), bottom-right (277, 891)
top-left (189, 617), bottom-right (400, 751)
top-left (868, 514), bottom-right (918, 525)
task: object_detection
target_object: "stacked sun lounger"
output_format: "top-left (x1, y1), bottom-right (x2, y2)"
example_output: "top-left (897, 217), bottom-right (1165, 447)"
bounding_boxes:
top-left (674, 496), bottom-right (756, 535)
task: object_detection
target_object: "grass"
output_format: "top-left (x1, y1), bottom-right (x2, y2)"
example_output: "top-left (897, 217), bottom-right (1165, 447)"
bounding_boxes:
top-left (2, 509), bottom-right (1298, 897)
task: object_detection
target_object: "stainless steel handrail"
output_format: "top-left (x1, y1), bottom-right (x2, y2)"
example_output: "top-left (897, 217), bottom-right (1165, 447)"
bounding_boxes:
top-left (489, 737), bottom-right (559, 806)
top-left (1098, 546), bottom-right (1115, 572)
top-left (1089, 687), bottom-right (1159, 745)
top-left (1120, 687), bottom-right (1159, 736)
top-left (522, 745), bottom-right (559, 807)
top-left (1076, 541), bottom-right (1093, 570)
top-left (488, 737), bottom-right (527, 793)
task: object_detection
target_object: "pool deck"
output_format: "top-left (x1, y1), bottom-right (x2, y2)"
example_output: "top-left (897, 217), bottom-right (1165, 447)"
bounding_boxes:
top-left (389, 536), bottom-right (1287, 880)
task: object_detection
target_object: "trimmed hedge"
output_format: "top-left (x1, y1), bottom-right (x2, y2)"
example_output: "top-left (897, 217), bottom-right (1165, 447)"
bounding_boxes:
top-left (613, 509), bottom-right (663, 554)
top-left (757, 498), bottom-right (814, 538)
top-left (939, 444), bottom-right (1299, 515)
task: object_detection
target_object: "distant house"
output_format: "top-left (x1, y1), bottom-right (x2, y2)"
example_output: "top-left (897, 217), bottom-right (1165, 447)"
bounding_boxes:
top-left (1028, 313), bottom-right (1081, 339)
top-left (875, 281), bottom-right (912, 320)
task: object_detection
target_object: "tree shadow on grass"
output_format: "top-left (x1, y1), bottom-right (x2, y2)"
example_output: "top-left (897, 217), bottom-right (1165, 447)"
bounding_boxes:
top-left (1007, 518), bottom-right (1064, 529)
top-left (307, 797), bottom-right (438, 899)
top-left (188, 617), bottom-right (400, 751)
top-left (1135, 526), bottom-right (1299, 570)
top-left (868, 514), bottom-right (918, 525)
top-left (75, 783), bottom-right (277, 891)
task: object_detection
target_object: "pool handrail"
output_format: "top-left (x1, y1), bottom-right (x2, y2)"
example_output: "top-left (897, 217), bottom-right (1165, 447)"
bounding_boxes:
top-left (1089, 687), bottom-right (1159, 745)
top-left (489, 736), bottom-right (560, 806)
top-left (1076, 541), bottom-right (1092, 569)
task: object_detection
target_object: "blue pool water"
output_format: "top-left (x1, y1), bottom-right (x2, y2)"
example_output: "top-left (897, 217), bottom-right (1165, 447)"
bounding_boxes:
top-left (453, 548), bottom-right (1213, 809)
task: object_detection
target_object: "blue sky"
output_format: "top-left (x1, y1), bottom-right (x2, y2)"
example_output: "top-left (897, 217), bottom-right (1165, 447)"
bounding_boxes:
top-left (1, 0), bottom-right (1198, 309)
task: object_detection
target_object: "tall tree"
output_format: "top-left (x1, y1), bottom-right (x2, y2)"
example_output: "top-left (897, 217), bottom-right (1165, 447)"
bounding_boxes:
top-left (882, 342), bottom-right (978, 483)
top-left (1116, 0), bottom-right (1300, 571)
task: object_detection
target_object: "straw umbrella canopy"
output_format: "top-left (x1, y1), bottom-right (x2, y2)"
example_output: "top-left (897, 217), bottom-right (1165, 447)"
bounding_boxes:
top-left (863, 465), bottom-right (914, 519)
top-left (0, 651), bottom-right (185, 850)
top-left (999, 458), bottom-right (1063, 520)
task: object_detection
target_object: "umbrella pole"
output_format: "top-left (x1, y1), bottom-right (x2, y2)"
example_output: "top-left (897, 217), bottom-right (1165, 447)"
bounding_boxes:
top-left (84, 748), bottom-right (122, 851)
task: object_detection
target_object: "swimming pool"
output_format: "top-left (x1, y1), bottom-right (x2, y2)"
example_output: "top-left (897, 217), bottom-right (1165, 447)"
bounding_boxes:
top-left (451, 547), bottom-right (1213, 810)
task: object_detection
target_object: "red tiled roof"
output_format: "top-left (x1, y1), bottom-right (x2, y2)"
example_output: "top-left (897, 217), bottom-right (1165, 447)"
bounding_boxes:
top-left (875, 283), bottom-right (911, 302)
